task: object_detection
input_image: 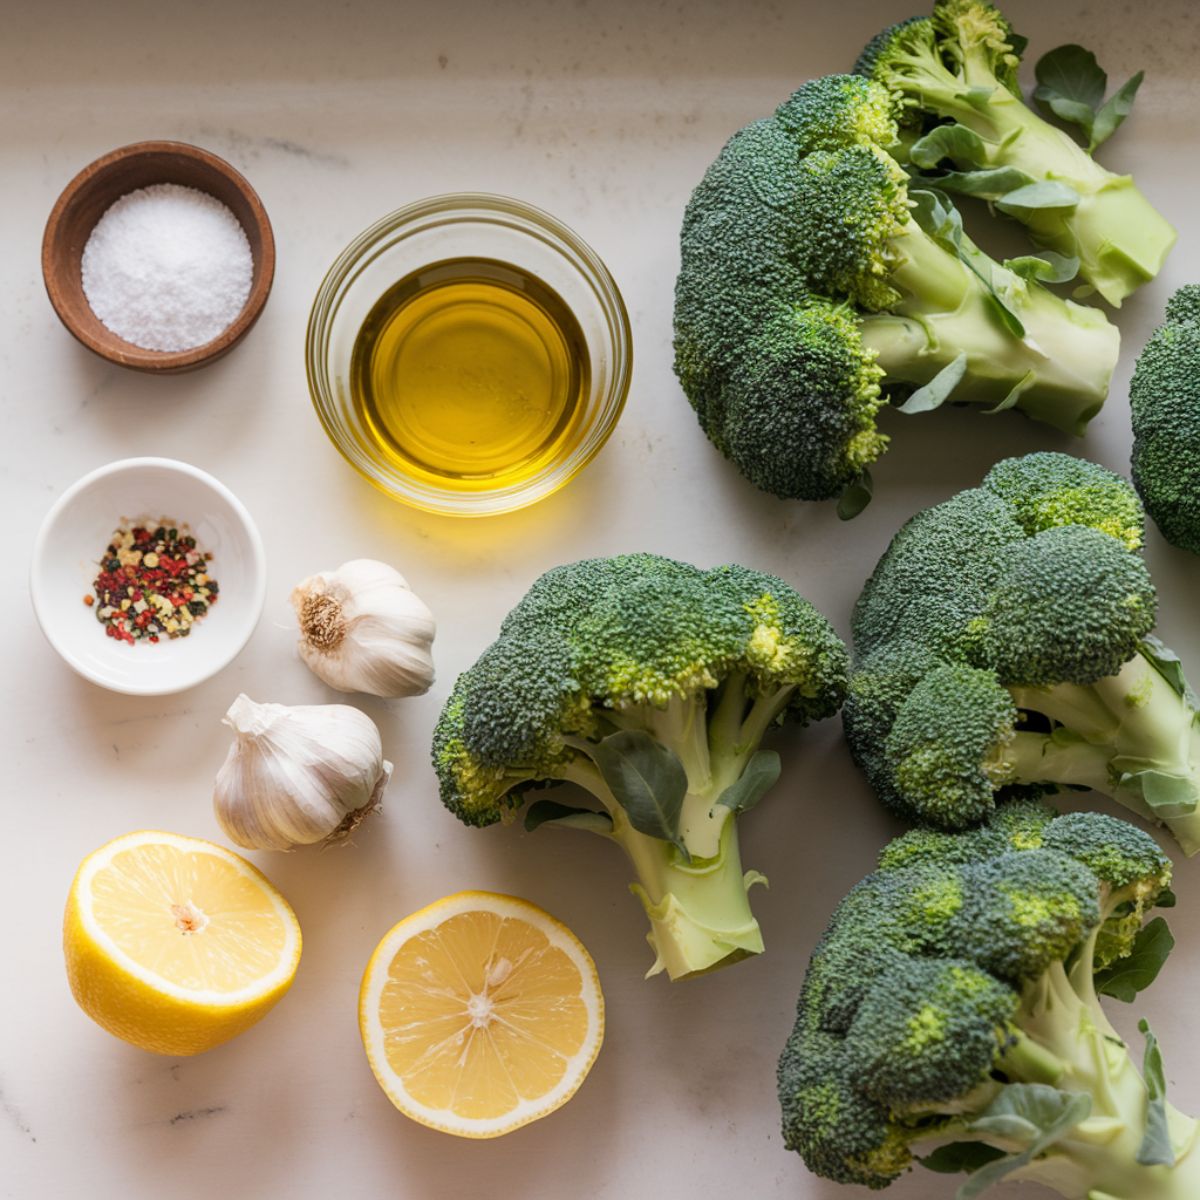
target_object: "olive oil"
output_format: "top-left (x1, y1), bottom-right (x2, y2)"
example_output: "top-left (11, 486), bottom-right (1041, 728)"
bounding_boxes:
top-left (350, 259), bottom-right (590, 490)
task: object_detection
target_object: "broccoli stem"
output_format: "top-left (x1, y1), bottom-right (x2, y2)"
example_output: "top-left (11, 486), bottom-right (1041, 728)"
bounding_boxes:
top-left (906, 915), bottom-right (1200, 1199)
top-left (561, 756), bottom-right (767, 981)
top-left (621, 812), bottom-right (766, 982)
top-left (999, 928), bottom-right (1200, 1199)
top-left (1005, 651), bottom-right (1200, 855)
top-left (861, 224), bottom-right (1118, 434)
top-left (886, 40), bottom-right (1175, 306)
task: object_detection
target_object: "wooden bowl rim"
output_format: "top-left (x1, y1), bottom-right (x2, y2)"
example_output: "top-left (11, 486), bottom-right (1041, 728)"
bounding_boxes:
top-left (41, 139), bottom-right (276, 373)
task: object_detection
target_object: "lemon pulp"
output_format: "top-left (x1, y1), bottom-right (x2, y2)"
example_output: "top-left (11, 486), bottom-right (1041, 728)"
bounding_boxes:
top-left (64, 831), bottom-right (301, 1055)
top-left (360, 891), bottom-right (603, 1137)
top-left (89, 839), bottom-right (291, 994)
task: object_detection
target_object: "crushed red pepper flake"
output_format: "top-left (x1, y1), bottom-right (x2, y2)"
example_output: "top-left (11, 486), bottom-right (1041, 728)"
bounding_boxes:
top-left (87, 520), bottom-right (220, 646)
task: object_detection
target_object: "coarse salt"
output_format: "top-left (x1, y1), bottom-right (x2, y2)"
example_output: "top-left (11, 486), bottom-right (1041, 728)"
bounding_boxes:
top-left (81, 182), bottom-right (253, 352)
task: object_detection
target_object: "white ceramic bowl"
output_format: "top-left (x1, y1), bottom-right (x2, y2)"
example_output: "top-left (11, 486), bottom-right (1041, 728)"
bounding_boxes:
top-left (30, 458), bottom-right (266, 695)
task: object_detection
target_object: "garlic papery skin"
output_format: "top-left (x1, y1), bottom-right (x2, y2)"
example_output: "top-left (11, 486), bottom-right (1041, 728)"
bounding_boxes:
top-left (291, 559), bottom-right (436, 699)
top-left (213, 694), bottom-right (393, 852)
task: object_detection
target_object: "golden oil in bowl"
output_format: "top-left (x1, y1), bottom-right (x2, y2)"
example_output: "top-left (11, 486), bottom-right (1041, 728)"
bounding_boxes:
top-left (351, 259), bottom-right (590, 490)
top-left (307, 195), bottom-right (631, 517)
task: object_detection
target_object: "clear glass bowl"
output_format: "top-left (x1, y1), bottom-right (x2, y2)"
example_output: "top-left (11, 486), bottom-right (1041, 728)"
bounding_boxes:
top-left (306, 194), bottom-right (632, 517)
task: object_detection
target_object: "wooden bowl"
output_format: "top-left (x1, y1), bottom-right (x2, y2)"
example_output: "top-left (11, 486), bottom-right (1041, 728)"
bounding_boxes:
top-left (41, 141), bottom-right (275, 373)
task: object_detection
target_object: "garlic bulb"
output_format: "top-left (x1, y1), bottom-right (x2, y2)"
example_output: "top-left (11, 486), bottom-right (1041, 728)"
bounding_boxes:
top-left (291, 559), bottom-right (435, 698)
top-left (213, 694), bottom-right (393, 851)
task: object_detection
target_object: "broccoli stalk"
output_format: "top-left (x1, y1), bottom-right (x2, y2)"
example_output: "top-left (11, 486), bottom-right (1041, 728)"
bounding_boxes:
top-left (433, 554), bottom-right (848, 982)
top-left (779, 802), bottom-right (1198, 1197)
top-left (551, 681), bottom-right (788, 980)
top-left (862, 214), bottom-right (1116, 433)
top-left (912, 889), bottom-right (1200, 1199)
top-left (857, 0), bottom-right (1176, 306)
top-left (560, 763), bottom-right (764, 982)
top-left (1000, 648), bottom-right (1200, 855)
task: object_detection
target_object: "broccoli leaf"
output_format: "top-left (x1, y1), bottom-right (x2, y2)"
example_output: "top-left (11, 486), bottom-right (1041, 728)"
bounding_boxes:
top-left (910, 124), bottom-right (992, 171)
top-left (1140, 635), bottom-right (1200, 709)
top-left (1004, 252), bottom-right (1080, 284)
top-left (586, 730), bottom-right (690, 857)
top-left (1034, 45), bottom-right (1107, 129)
top-left (1092, 71), bottom-right (1144, 150)
top-left (1137, 1019), bottom-right (1175, 1167)
top-left (1094, 917), bottom-right (1175, 1002)
top-left (958, 1085), bottom-right (1092, 1199)
top-left (920, 1142), bottom-right (1007, 1175)
top-left (1157, 888), bottom-right (1178, 909)
top-left (995, 181), bottom-right (1081, 215)
top-left (524, 800), bottom-right (614, 836)
top-left (983, 370), bottom-right (1036, 415)
top-left (916, 165), bottom-right (1035, 200)
top-left (716, 750), bottom-right (781, 815)
top-left (837, 469), bottom-right (874, 521)
top-left (1033, 44), bottom-right (1143, 151)
top-left (896, 352), bottom-right (968, 415)
top-left (909, 189), bottom-right (1026, 338)
top-left (1117, 768), bottom-right (1199, 819)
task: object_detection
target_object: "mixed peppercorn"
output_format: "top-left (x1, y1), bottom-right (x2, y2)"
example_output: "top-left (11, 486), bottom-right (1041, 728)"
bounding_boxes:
top-left (88, 522), bottom-right (219, 645)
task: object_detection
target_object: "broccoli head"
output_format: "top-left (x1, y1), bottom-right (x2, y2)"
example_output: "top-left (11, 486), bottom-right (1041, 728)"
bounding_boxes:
top-left (1131, 285), bottom-right (1200, 555)
top-left (845, 451), bottom-right (1200, 856)
top-left (779, 802), bottom-right (1192, 1197)
top-left (857, 0), bottom-right (1176, 306)
top-left (432, 553), bottom-right (847, 981)
top-left (674, 73), bottom-right (1119, 514)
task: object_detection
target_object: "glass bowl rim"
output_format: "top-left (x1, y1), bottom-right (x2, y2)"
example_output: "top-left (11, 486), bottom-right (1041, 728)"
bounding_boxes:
top-left (305, 191), bottom-right (633, 517)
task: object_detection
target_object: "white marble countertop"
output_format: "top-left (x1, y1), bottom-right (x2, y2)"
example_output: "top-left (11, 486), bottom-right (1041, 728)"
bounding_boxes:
top-left (4, 1), bottom-right (1200, 1197)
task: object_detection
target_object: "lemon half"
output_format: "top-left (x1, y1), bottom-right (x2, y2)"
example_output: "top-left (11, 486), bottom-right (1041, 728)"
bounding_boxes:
top-left (64, 831), bottom-right (301, 1056)
top-left (359, 891), bottom-right (604, 1138)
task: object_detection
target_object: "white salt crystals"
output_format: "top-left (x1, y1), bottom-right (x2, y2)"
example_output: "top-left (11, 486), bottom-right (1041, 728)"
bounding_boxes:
top-left (81, 183), bottom-right (253, 352)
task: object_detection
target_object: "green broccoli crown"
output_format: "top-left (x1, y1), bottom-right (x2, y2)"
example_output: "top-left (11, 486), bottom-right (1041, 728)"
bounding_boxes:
top-left (433, 553), bottom-right (848, 825)
top-left (932, 0), bottom-right (1022, 88)
top-left (854, 16), bottom-right (937, 97)
top-left (976, 526), bottom-right (1156, 687)
top-left (884, 662), bottom-right (1018, 827)
top-left (1131, 285), bottom-right (1200, 555)
top-left (1164, 284), bottom-right (1200, 325)
top-left (674, 118), bottom-right (810, 421)
top-left (715, 300), bottom-right (887, 501)
top-left (774, 71), bottom-right (897, 153)
top-left (674, 77), bottom-right (904, 501)
top-left (856, 1), bottom-right (1021, 107)
top-left (845, 452), bottom-right (1164, 828)
top-left (779, 803), bottom-right (1171, 1188)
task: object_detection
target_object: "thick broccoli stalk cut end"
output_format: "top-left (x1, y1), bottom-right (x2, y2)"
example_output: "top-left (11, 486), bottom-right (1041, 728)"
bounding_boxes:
top-left (860, 217), bottom-right (1119, 433)
top-left (858, 0), bottom-right (1175, 305)
top-left (779, 804), bottom-right (1200, 1197)
top-left (564, 748), bottom-right (767, 980)
top-left (1131, 287), bottom-right (1200, 554)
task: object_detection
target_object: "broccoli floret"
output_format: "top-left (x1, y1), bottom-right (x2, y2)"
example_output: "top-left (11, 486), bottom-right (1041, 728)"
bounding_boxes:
top-left (1130, 285), bottom-right (1200, 554)
top-left (674, 74), bottom-right (1119, 512)
top-left (432, 553), bottom-right (848, 981)
top-left (845, 451), bottom-right (1200, 856)
top-left (778, 803), bottom-right (1192, 1196)
top-left (857, 0), bottom-right (1176, 306)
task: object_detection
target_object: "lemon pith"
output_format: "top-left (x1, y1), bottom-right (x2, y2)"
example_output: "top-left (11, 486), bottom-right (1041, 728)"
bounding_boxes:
top-left (359, 891), bottom-right (604, 1138)
top-left (63, 831), bottom-right (301, 1056)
